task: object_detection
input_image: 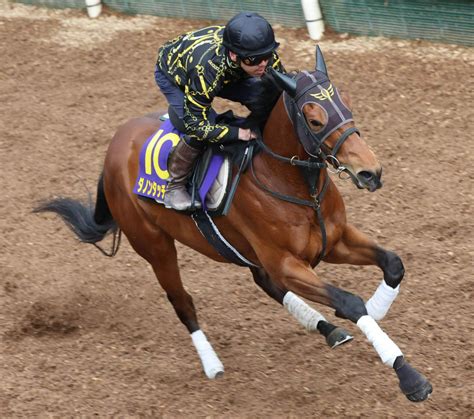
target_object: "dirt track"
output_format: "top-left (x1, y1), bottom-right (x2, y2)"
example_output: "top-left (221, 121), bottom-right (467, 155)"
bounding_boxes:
top-left (1, 1), bottom-right (473, 416)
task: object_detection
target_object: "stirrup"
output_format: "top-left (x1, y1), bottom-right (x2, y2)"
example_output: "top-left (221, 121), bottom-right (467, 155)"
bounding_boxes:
top-left (164, 201), bottom-right (202, 211)
top-left (164, 189), bottom-right (201, 211)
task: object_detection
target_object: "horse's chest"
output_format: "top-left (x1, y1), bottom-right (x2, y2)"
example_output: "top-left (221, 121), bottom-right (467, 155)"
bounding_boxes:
top-left (279, 210), bottom-right (342, 264)
top-left (306, 219), bottom-right (339, 254)
top-left (305, 203), bottom-right (345, 263)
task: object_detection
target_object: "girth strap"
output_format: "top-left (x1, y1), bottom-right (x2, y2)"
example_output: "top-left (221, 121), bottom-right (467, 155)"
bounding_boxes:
top-left (191, 210), bottom-right (259, 267)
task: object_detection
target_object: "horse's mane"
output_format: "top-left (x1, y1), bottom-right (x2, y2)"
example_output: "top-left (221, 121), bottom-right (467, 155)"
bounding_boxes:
top-left (243, 73), bottom-right (283, 131)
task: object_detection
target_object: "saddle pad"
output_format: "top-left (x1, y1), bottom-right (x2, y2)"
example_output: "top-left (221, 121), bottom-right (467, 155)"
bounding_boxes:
top-left (133, 119), bottom-right (179, 203)
top-left (133, 120), bottom-right (227, 208)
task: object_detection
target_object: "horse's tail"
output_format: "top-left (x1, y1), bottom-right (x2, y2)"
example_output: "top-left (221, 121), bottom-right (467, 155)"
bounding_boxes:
top-left (34, 172), bottom-right (121, 256)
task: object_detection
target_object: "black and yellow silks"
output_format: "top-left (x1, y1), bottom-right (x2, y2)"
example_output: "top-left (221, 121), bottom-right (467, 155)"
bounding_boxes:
top-left (156, 25), bottom-right (284, 143)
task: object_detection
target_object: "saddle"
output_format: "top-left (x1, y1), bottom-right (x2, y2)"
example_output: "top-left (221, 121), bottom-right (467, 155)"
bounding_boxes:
top-left (134, 110), bottom-right (254, 216)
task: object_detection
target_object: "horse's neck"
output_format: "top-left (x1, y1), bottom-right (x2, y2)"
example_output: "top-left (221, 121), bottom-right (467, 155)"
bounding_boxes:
top-left (263, 96), bottom-right (304, 158)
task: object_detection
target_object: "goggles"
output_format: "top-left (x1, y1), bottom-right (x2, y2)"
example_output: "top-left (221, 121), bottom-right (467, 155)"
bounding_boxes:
top-left (240, 52), bottom-right (273, 66)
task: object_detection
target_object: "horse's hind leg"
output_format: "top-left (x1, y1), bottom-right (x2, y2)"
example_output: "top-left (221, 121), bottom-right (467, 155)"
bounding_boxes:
top-left (250, 267), bottom-right (352, 348)
top-left (324, 223), bottom-right (404, 321)
top-left (129, 228), bottom-right (224, 379)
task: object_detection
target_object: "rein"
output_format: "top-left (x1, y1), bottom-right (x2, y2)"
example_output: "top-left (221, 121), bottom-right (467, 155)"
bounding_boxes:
top-left (253, 137), bottom-right (329, 209)
top-left (256, 138), bottom-right (327, 171)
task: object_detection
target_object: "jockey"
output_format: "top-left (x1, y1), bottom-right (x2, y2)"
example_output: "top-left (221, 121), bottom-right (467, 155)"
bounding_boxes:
top-left (155, 11), bottom-right (285, 211)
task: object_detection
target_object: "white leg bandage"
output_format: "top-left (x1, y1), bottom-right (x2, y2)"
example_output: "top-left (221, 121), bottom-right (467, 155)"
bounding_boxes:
top-left (357, 315), bottom-right (403, 367)
top-left (191, 330), bottom-right (224, 379)
top-left (365, 280), bottom-right (400, 321)
top-left (283, 291), bottom-right (325, 331)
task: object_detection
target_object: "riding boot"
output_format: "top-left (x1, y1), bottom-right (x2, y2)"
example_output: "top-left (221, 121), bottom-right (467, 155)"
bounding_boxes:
top-left (164, 139), bottom-right (201, 211)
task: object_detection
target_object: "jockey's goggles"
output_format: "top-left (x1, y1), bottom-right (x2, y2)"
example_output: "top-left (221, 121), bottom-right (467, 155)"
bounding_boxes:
top-left (240, 52), bottom-right (273, 66)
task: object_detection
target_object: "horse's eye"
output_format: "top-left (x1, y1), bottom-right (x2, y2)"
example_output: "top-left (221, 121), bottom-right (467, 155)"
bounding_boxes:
top-left (310, 120), bottom-right (323, 127)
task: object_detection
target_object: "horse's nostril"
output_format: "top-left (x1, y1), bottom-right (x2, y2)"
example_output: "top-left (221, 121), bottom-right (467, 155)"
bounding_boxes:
top-left (358, 171), bottom-right (373, 181)
top-left (357, 170), bottom-right (382, 191)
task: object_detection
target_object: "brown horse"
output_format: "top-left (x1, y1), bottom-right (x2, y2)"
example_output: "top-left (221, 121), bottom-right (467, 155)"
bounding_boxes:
top-left (35, 47), bottom-right (432, 402)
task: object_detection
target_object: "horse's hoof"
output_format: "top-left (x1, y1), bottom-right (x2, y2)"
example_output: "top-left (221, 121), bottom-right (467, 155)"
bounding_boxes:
top-left (205, 367), bottom-right (224, 379)
top-left (325, 327), bottom-right (353, 348)
top-left (405, 380), bottom-right (433, 402)
top-left (395, 358), bottom-right (433, 402)
top-left (213, 370), bottom-right (224, 379)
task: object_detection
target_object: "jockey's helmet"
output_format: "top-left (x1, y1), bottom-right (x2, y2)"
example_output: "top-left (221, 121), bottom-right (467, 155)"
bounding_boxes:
top-left (222, 12), bottom-right (280, 59)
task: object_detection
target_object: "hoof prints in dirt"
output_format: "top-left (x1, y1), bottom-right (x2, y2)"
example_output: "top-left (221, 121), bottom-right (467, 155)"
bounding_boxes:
top-left (7, 301), bottom-right (80, 339)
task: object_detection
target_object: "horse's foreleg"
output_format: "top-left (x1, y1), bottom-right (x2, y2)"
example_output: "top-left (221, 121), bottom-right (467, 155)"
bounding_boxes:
top-left (267, 258), bottom-right (432, 402)
top-left (250, 267), bottom-right (352, 348)
top-left (324, 223), bottom-right (404, 321)
top-left (128, 227), bottom-right (224, 379)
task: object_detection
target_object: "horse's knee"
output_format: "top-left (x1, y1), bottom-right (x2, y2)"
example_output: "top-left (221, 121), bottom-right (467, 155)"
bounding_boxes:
top-left (326, 286), bottom-right (367, 323)
top-left (376, 249), bottom-right (405, 288)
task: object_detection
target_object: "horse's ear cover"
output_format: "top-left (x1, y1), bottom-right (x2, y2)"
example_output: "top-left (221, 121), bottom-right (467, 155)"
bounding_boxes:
top-left (315, 45), bottom-right (328, 77)
top-left (267, 67), bottom-right (297, 98)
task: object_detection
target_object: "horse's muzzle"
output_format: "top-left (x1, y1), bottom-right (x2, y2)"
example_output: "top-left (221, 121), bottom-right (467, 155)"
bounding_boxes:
top-left (356, 169), bottom-right (383, 192)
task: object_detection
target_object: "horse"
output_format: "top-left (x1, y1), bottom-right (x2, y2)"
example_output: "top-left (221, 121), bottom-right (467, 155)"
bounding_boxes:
top-left (34, 47), bottom-right (432, 402)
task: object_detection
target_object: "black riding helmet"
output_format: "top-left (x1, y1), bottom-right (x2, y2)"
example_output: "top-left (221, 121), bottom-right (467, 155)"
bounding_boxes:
top-left (222, 12), bottom-right (280, 58)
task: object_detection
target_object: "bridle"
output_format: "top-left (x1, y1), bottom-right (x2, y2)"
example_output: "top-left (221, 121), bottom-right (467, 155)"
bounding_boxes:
top-left (285, 70), bottom-right (361, 173)
top-left (250, 68), bottom-right (361, 265)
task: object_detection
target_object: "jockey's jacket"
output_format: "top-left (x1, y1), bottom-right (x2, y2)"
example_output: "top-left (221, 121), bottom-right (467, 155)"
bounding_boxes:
top-left (156, 25), bottom-right (284, 143)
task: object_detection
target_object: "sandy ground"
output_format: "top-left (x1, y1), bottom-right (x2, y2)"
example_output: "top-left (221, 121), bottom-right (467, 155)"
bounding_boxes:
top-left (1, 1), bottom-right (473, 416)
